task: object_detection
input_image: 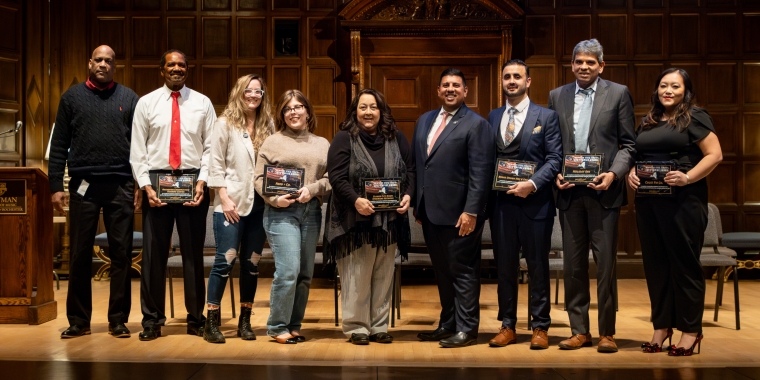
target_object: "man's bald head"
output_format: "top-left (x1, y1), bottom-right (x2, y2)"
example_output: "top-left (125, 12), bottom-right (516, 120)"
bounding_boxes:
top-left (88, 45), bottom-right (116, 87)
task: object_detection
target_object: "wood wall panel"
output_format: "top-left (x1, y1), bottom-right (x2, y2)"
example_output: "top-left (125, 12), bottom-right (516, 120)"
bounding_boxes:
top-left (525, 16), bottom-right (555, 58)
top-left (598, 0), bottom-right (626, 7)
top-left (203, 18), bottom-right (231, 59)
top-left (562, 16), bottom-right (591, 59)
top-left (563, 0), bottom-right (590, 7)
top-left (236, 65), bottom-right (266, 82)
top-left (238, 18), bottom-right (266, 59)
top-left (309, 0), bottom-right (334, 10)
top-left (745, 163), bottom-right (760, 203)
top-left (132, 66), bottom-right (163, 97)
top-left (0, 7), bottom-right (18, 51)
top-left (672, 0), bottom-right (698, 5)
top-left (95, 18), bottom-right (125, 59)
top-left (134, 0), bottom-right (160, 10)
top-left (706, 63), bottom-right (737, 105)
top-left (0, 111), bottom-right (18, 152)
top-left (746, 214), bottom-right (760, 234)
top-left (308, 17), bottom-right (335, 59)
top-left (308, 67), bottom-right (334, 107)
top-left (633, 15), bottom-right (663, 57)
top-left (669, 62), bottom-right (701, 99)
top-left (385, 79), bottom-right (417, 106)
top-left (711, 112), bottom-right (738, 156)
top-left (633, 0), bottom-right (662, 7)
top-left (743, 14), bottom-right (760, 54)
top-left (168, 0), bottom-right (196, 10)
top-left (603, 64), bottom-right (628, 89)
top-left (133, 17), bottom-right (162, 59)
top-left (96, 0), bottom-right (124, 10)
top-left (0, 60), bottom-right (18, 102)
top-left (743, 63), bottom-right (760, 104)
top-left (706, 14), bottom-right (736, 56)
top-left (273, 67), bottom-right (301, 101)
top-left (201, 66), bottom-right (231, 107)
top-left (744, 113), bottom-right (760, 157)
top-left (708, 162), bottom-right (736, 205)
top-left (314, 115), bottom-right (335, 142)
top-left (670, 14), bottom-right (699, 56)
top-left (168, 17), bottom-right (196, 59)
top-left (274, 0), bottom-right (299, 9)
top-left (598, 15), bottom-right (626, 59)
top-left (527, 65), bottom-right (555, 106)
top-left (239, 0), bottom-right (265, 10)
top-left (203, 0), bottom-right (230, 11)
top-left (633, 64), bottom-right (662, 106)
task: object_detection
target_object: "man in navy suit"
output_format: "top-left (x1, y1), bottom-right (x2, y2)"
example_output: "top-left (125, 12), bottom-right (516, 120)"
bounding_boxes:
top-left (412, 68), bottom-right (494, 348)
top-left (486, 60), bottom-right (562, 350)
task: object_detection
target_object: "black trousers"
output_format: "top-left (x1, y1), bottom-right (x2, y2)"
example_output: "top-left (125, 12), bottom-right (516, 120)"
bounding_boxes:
top-left (140, 190), bottom-right (209, 329)
top-left (490, 193), bottom-right (553, 331)
top-left (560, 187), bottom-right (619, 336)
top-left (419, 205), bottom-right (483, 336)
top-left (67, 176), bottom-right (134, 327)
top-left (636, 192), bottom-right (706, 333)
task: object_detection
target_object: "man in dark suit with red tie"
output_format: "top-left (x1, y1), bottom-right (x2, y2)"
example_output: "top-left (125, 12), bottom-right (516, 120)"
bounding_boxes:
top-left (411, 68), bottom-right (494, 348)
top-left (486, 60), bottom-right (562, 350)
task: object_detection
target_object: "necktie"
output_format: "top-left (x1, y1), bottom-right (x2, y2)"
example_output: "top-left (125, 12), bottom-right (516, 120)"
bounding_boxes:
top-left (169, 91), bottom-right (181, 170)
top-left (505, 107), bottom-right (517, 145)
top-left (574, 88), bottom-right (594, 153)
top-left (428, 111), bottom-right (450, 155)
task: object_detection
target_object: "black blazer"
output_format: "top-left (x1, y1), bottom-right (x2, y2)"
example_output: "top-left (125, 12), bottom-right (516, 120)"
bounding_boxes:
top-left (547, 78), bottom-right (636, 210)
top-left (487, 102), bottom-right (563, 220)
top-left (411, 104), bottom-right (494, 226)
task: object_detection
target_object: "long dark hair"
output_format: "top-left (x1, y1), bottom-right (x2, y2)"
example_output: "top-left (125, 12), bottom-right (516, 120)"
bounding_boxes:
top-left (340, 88), bottom-right (398, 140)
top-left (641, 68), bottom-right (696, 132)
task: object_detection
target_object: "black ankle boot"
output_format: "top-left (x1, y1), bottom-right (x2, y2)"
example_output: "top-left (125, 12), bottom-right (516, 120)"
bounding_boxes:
top-left (203, 309), bottom-right (225, 343)
top-left (237, 307), bottom-right (256, 340)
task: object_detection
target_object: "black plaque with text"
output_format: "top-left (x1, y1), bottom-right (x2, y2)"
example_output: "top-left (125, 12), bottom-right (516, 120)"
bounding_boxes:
top-left (562, 154), bottom-right (603, 185)
top-left (152, 173), bottom-right (196, 203)
top-left (492, 159), bottom-right (538, 191)
top-left (363, 178), bottom-right (401, 210)
top-left (263, 165), bottom-right (305, 195)
top-left (635, 161), bottom-right (677, 197)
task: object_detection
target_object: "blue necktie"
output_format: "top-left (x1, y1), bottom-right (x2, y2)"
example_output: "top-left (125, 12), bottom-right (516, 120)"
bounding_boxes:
top-left (575, 88), bottom-right (594, 153)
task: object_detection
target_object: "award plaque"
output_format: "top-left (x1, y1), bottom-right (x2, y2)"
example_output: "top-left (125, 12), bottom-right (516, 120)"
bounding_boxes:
top-left (263, 165), bottom-right (304, 195)
top-left (635, 161), bottom-right (677, 197)
top-left (152, 173), bottom-right (196, 203)
top-left (492, 159), bottom-right (537, 191)
top-left (562, 154), bottom-right (603, 185)
top-left (0, 179), bottom-right (27, 215)
top-left (363, 178), bottom-right (401, 210)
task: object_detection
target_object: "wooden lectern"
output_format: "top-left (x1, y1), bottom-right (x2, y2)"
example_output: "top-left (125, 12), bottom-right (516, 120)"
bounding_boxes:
top-left (0, 168), bottom-right (57, 324)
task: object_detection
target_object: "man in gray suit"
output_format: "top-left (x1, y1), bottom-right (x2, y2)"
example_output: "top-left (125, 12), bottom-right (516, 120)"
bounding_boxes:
top-left (547, 39), bottom-right (635, 353)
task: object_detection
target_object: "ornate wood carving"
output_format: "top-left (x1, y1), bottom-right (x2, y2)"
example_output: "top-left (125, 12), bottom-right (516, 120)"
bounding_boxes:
top-left (339, 0), bottom-right (523, 21)
top-left (350, 30), bottom-right (361, 98)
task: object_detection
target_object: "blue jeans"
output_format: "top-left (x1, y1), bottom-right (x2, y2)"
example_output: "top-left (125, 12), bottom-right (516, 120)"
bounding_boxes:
top-left (264, 199), bottom-right (322, 336)
top-left (207, 210), bottom-right (267, 307)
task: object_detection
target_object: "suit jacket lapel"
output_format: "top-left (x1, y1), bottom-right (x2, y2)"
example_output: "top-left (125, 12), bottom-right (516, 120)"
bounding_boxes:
top-left (562, 84), bottom-right (575, 138)
top-left (518, 103), bottom-right (540, 160)
top-left (420, 110), bottom-right (438, 158)
top-left (589, 78), bottom-right (609, 134)
top-left (427, 105), bottom-right (466, 159)
top-left (493, 105), bottom-right (506, 142)
top-left (241, 129), bottom-right (256, 165)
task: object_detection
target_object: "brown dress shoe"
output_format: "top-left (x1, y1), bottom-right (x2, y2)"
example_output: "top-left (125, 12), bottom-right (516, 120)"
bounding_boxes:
top-left (530, 328), bottom-right (549, 350)
top-left (558, 333), bottom-right (592, 350)
top-left (488, 326), bottom-right (516, 347)
top-left (597, 335), bottom-right (618, 353)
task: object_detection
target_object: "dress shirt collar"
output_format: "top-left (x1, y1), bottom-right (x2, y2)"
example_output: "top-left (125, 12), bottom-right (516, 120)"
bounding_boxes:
top-left (506, 96), bottom-right (530, 114)
top-left (161, 84), bottom-right (189, 100)
top-left (575, 78), bottom-right (599, 94)
top-left (438, 105), bottom-right (462, 117)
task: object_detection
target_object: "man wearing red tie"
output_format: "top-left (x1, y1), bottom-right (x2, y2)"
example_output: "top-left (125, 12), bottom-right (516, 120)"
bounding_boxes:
top-left (130, 50), bottom-right (217, 341)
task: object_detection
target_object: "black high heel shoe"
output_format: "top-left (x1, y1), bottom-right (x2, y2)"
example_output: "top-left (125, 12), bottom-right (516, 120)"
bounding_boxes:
top-left (668, 333), bottom-right (703, 356)
top-left (641, 328), bottom-right (674, 353)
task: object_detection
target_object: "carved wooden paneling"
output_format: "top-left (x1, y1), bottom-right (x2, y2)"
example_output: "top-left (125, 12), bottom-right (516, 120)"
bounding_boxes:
top-left (239, 0), bottom-right (265, 10)
top-left (201, 66), bottom-right (231, 107)
top-left (0, 111), bottom-right (18, 153)
top-left (706, 63), bottom-right (737, 105)
top-left (238, 18), bottom-right (266, 59)
top-left (274, 0), bottom-right (299, 9)
top-left (113, 65), bottom-right (126, 88)
top-left (0, 60), bottom-right (18, 102)
top-left (562, 64), bottom-right (573, 86)
top-left (744, 113), bottom-right (760, 157)
top-left (203, 0), bottom-right (230, 10)
top-left (525, 16), bottom-right (555, 58)
top-left (633, 14), bottom-right (663, 58)
top-left (273, 66), bottom-right (301, 101)
top-left (168, 17), bottom-right (196, 59)
top-left (743, 63), bottom-right (760, 104)
top-left (744, 14), bottom-right (760, 54)
top-left (369, 64), bottom-right (430, 125)
top-left (527, 64), bottom-right (555, 106)
top-left (711, 112), bottom-right (737, 156)
top-left (670, 14), bottom-right (699, 56)
top-left (603, 64), bottom-right (628, 89)
top-left (562, 15), bottom-right (591, 59)
top-left (134, 0), bottom-right (160, 10)
top-left (706, 14), bottom-right (736, 56)
top-left (0, 7), bottom-right (18, 51)
top-left (597, 0), bottom-right (626, 8)
top-left (744, 163), bottom-right (760, 203)
top-left (633, 64), bottom-right (663, 106)
top-left (96, 0), bottom-right (125, 11)
top-left (203, 18), bottom-right (231, 59)
top-left (308, 67), bottom-right (335, 107)
top-left (309, 0), bottom-right (334, 10)
top-left (132, 66), bottom-right (163, 97)
top-left (314, 115), bottom-right (335, 142)
top-left (598, 15), bottom-right (626, 59)
top-left (168, 0), bottom-right (196, 10)
top-left (308, 17), bottom-right (335, 59)
top-left (95, 18), bottom-right (126, 59)
top-left (236, 65), bottom-right (266, 82)
top-left (708, 162), bottom-right (736, 205)
top-left (133, 17), bottom-right (162, 59)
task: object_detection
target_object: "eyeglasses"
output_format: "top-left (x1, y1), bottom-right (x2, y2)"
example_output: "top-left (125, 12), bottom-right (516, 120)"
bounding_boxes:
top-left (244, 89), bottom-right (265, 97)
top-left (283, 104), bottom-right (305, 114)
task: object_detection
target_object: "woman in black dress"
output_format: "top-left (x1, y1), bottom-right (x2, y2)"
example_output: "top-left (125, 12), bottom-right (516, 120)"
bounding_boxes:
top-left (627, 68), bottom-right (722, 356)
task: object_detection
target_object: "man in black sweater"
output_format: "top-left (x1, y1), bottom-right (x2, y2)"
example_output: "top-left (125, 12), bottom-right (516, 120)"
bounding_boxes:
top-left (49, 45), bottom-right (140, 339)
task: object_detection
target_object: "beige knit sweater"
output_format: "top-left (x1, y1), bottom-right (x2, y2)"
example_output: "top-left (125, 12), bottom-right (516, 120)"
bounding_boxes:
top-left (254, 127), bottom-right (331, 207)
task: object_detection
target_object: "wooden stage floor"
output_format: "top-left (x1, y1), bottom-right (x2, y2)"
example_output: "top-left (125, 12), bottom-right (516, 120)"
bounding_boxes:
top-left (1, 276), bottom-right (758, 378)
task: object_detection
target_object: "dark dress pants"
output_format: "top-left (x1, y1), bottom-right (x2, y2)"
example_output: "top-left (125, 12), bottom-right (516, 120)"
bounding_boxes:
top-left (560, 187), bottom-right (619, 336)
top-left (419, 204), bottom-right (483, 336)
top-left (490, 193), bottom-right (553, 331)
top-left (636, 190), bottom-right (706, 333)
top-left (140, 189), bottom-right (209, 329)
top-left (67, 176), bottom-right (134, 327)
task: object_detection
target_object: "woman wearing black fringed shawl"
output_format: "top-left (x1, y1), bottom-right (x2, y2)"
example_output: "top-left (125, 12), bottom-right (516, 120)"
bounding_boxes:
top-left (325, 88), bottom-right (415, 345)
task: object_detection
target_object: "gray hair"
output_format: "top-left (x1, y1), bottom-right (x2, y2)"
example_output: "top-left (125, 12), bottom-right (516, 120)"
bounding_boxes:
top-left (572, 39), bottom-right (604, 63)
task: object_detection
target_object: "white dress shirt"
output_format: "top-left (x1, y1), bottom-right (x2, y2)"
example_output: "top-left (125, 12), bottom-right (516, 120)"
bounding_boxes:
top-left (131, 85), bottom-right (217, 189)
top-left (499, 96), bottom-right (530, 143)
top-left (572, 78), bottom-right (599, 134)
top-left (426, 106), bottom-right (461, 152)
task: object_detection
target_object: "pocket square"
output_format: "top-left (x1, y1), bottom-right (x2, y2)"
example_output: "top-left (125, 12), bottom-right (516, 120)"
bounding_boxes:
top-left (532, 126), bottom-right (542, 134)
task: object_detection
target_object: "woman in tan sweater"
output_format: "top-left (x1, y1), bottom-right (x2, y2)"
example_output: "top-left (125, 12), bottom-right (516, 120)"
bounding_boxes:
top-left (254, 89), bottom-right (331, 344)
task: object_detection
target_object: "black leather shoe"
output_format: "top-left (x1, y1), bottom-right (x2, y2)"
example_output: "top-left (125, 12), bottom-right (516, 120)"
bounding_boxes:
top-left (417, 327), bottom-right (454, 341)
top-left (439, 332), bottom-right (478, 348)
top-left (108, 323), bottom-right (131, 338)
top-left (138, 326), bottom-right (161, 341)
top-left (369, 332), bottom-right (394, 343)
top-left (293, 335), bottom-right (306, 342)
top-left (187, 324), bottom-right (204, 337)
top-left (349, 333), bottom-right (370, 345)
top-left (61, 325), bottom-right (91, 339)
